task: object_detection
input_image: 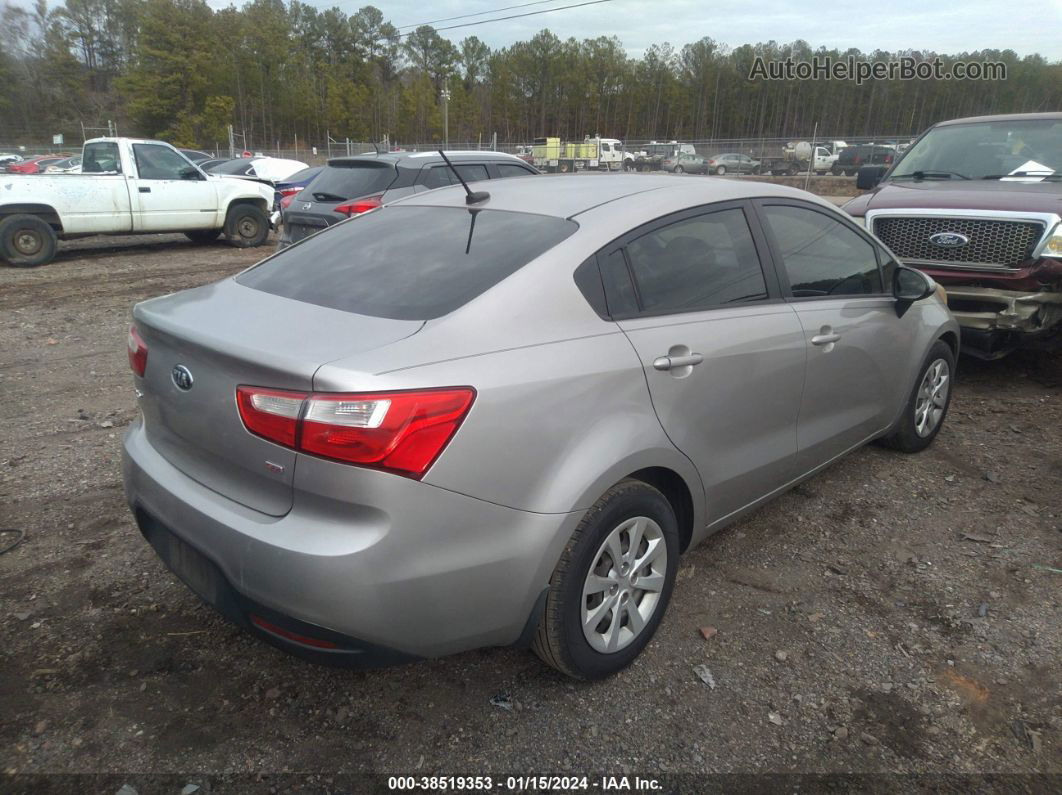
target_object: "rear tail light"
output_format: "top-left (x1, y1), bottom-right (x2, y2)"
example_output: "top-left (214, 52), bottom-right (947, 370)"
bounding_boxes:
top-left (333, 194), bottom-right (383, 217)
top-left (280, 194), bottom-right (295, 209)
top-left (236, 387), bottom-right (304, 447)
top-left (236, 386), bottom-right (476, 478)
top-left (127, 325), bottom-right (148, 377)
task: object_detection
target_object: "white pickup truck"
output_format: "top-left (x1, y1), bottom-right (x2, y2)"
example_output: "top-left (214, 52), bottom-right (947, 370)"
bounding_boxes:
top-left (0, 137), bottom-right (275, 267)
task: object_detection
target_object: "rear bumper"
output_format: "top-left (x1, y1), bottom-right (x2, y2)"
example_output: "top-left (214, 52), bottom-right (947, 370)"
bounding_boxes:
top-left (122, 418), bottom-right (579, 662)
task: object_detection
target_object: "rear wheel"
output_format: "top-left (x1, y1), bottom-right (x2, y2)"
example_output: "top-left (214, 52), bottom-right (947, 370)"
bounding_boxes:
top-left (0, 214), bottom-right (57, 267)
top-left (715, 165), bottom-right (726, 176)
top-left (185, 229), bottom-right (222, 245)
top-left (879, 341), bottom-right (955, 453)
top-left (224, 204), bottom-right (269, 248)
top-left (674, 165), bottom-right (684, 174)
top-left (532, 480), bottom-right (679, 679)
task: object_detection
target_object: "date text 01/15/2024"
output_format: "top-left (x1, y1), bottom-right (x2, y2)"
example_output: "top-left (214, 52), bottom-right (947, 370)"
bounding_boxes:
top-left (386, 776), bottom-right (662, 791)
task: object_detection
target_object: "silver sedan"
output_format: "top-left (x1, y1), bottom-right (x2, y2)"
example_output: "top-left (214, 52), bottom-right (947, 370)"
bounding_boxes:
top-left (122, 174), bottom-right (958, 679)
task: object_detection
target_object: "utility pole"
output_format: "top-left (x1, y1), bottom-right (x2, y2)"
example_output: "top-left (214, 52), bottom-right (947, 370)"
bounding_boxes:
top-left (441, 87), bottom-right (451, 148)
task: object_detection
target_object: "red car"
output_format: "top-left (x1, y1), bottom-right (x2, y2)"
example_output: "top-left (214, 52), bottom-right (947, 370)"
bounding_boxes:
top-left (6, 154), bottom-right (74, 174)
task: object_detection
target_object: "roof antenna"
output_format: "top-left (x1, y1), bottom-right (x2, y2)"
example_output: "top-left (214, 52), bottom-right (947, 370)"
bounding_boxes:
top-left (438, 149), bottom-right (489, 205)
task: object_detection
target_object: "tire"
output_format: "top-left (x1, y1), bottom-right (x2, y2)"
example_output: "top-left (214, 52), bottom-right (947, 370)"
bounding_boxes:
top-left (0, 214), bottom-right (58, 267)
top-left (715, 166), bottom-right (726, 175)
top-left (532, 479), bottom-right (680, 680)
top-left (559, 162), bottom-right (570, 173)
top-left (878, 340), bottom-right (955, 453)
top-left (224, 204), bottom-right (269, 248)
top-left (674, 166), bottom-right (684, 174)
top-left (185, 229), bottom-right (222, 245)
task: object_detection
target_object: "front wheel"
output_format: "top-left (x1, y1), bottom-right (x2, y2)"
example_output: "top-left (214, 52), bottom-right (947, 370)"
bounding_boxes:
top-left (878, 340), bottom-right (955, 453)
top-left (0, 214), bottom-right (58, 267)
top-left (532, 480), bottom-right (679, 679)
top-left (224, 204), bottom-right (269, 248)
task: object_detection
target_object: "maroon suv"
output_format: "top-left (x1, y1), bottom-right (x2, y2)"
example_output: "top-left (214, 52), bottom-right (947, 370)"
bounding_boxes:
top-left (843, 113), bottom-right (1062, 359)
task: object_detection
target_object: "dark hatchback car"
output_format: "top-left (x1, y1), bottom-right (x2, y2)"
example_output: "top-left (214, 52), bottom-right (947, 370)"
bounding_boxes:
top-left (278, 151), bottom-right (540, 248)
top-left (832, 145), bottom-right (896, 176)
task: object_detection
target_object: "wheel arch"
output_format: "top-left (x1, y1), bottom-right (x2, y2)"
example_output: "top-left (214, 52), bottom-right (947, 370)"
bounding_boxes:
top-left (226, 196), bottom-right (269, 215)
top-left (626, 466), bottom-right (696, 553)
top-left (0, 204), bottom-right (63, 232)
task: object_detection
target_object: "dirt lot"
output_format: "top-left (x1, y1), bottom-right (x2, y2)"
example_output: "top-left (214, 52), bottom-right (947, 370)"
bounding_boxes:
top-left (1, 232), bottom-right (1060, 790)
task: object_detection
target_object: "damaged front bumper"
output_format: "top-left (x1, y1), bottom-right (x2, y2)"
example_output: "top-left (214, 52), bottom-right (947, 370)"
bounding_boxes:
top-left (944, 286), bottom-right (1062, 358)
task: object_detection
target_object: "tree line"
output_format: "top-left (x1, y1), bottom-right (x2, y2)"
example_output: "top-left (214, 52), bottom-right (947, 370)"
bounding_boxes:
top-left (1, 0), bottom-right (1059, 149)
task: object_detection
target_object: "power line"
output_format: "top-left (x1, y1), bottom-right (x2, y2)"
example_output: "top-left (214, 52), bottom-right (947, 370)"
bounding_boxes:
top-left (398, 0), bottom-right (617, 38)
top-left (397, 0), bottom-right (560, 31)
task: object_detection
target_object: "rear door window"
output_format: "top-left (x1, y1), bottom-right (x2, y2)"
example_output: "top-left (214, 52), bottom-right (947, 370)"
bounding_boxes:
top-left (418, 165), bottom-right (454, 189)
top-left (308, 162), bottom-right (396, 200)
top-left (238, 206), bottom-right (578, 320)
top-left (495, 163), bottom-right (537, 178)
top-left (454, 163), bottom-right (489, 183)
top-left (623, 207), bottom-right (768, 313)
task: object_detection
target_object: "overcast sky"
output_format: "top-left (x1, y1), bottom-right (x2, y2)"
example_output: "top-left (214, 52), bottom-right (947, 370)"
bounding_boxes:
top-left (6, 0), bottom-right (1061, 59)
top-left (257, 0), bottom-right (1061, 59)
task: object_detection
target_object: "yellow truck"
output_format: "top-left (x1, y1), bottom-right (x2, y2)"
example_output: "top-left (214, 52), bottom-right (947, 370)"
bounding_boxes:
top-left (531, 136), bottom-right (632, 172)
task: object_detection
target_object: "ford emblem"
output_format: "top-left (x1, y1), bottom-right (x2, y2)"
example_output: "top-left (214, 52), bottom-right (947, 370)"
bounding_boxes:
top-left (171, 364), bottom-right (194, 391)
top-left (929, 231), bottom-right (970, 248)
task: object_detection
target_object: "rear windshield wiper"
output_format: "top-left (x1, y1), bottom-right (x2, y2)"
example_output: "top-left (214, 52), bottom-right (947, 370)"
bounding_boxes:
top-left (312, 192), bottom-right (348, 202)
top-left (982, 172), bottom-right (1060, 180)
top-left (892, 170), bottom-right (969, 181)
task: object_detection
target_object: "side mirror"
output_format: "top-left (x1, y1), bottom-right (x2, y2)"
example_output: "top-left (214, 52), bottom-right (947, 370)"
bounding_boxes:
top-left (856, 165), bottom-right (886, 190)
top-left (893, 266), bottom-right (934, 316)
top-left (180, 166), bottom-right (203, 181)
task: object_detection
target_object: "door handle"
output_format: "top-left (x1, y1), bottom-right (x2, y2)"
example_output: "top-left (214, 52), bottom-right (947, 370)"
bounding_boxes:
top-left (139, 186), bottom-right (151, 193)
top-left (811, 332), bottom-right (841, 346)
top-left (653, 352), bottom-right (704, 370)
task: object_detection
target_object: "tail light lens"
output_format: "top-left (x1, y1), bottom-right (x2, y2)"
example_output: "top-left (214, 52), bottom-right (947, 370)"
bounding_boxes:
top-left (333, 194), bottom-right (383, 217)
top-left (236, 386), bottom-right (475, 478)
top-left (280, 194), bottom-right (295, 209)
top-left (236, 387), bottom-right (304, 448)
top-left (127, 325), bottom-right (148, 377)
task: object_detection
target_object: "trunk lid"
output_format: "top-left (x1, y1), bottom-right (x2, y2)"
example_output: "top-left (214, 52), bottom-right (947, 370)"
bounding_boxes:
top-left (133, 279), bottom-right (422, 515)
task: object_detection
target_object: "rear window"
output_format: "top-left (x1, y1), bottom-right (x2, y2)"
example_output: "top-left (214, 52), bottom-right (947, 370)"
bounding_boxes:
top-left (238, 206), bottom-right (578, 320)
top-left (309, 161), bottom-right (396, 200)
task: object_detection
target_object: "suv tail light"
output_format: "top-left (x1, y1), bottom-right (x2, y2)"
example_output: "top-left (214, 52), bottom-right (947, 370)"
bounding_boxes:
top-left (127, 325), bottom-right (148, 377)
top-left (334, 194), bottom-right (383, 217)
top-left (236, 386), bottom-right (475, 478)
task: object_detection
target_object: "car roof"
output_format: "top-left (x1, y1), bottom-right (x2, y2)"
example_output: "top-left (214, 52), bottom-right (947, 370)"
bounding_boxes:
top-left (394, 174), bottom-right (832, 219)
top-left (935, 112), bottom-right (1062, 127)
top-left (327, 150), bottom-right (528, 167)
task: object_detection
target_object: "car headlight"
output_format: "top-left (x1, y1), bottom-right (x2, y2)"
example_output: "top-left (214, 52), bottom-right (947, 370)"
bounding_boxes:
top-left (1041, 225), bottom-right (1062, 258)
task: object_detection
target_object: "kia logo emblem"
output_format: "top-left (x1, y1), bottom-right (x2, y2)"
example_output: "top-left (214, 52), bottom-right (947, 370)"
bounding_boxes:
top-left (928, 231), bottom-right (970, 249)
top-left (302, 202), bottom-right (312, 210)
top-left (171, 364), bottom-right (194, 391)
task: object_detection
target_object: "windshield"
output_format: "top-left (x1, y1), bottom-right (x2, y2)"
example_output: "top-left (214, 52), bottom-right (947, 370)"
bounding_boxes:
top-left (891, 119), bottom-right (1062, 179)
top-left (238, 206), bottom-right (578, 320)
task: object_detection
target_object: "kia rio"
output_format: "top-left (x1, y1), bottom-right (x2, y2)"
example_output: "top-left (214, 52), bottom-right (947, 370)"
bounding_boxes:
top-left (122, 175), bottom-right (958, 679)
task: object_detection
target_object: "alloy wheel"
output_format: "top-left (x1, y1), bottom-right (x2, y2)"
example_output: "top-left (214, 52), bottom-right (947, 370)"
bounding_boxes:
top-left (914, 358), bottom-right (950, 437)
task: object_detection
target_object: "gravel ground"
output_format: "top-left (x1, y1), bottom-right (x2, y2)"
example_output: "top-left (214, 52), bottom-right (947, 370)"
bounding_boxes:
top-left (0, 232), bottom-right (1059, 789)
